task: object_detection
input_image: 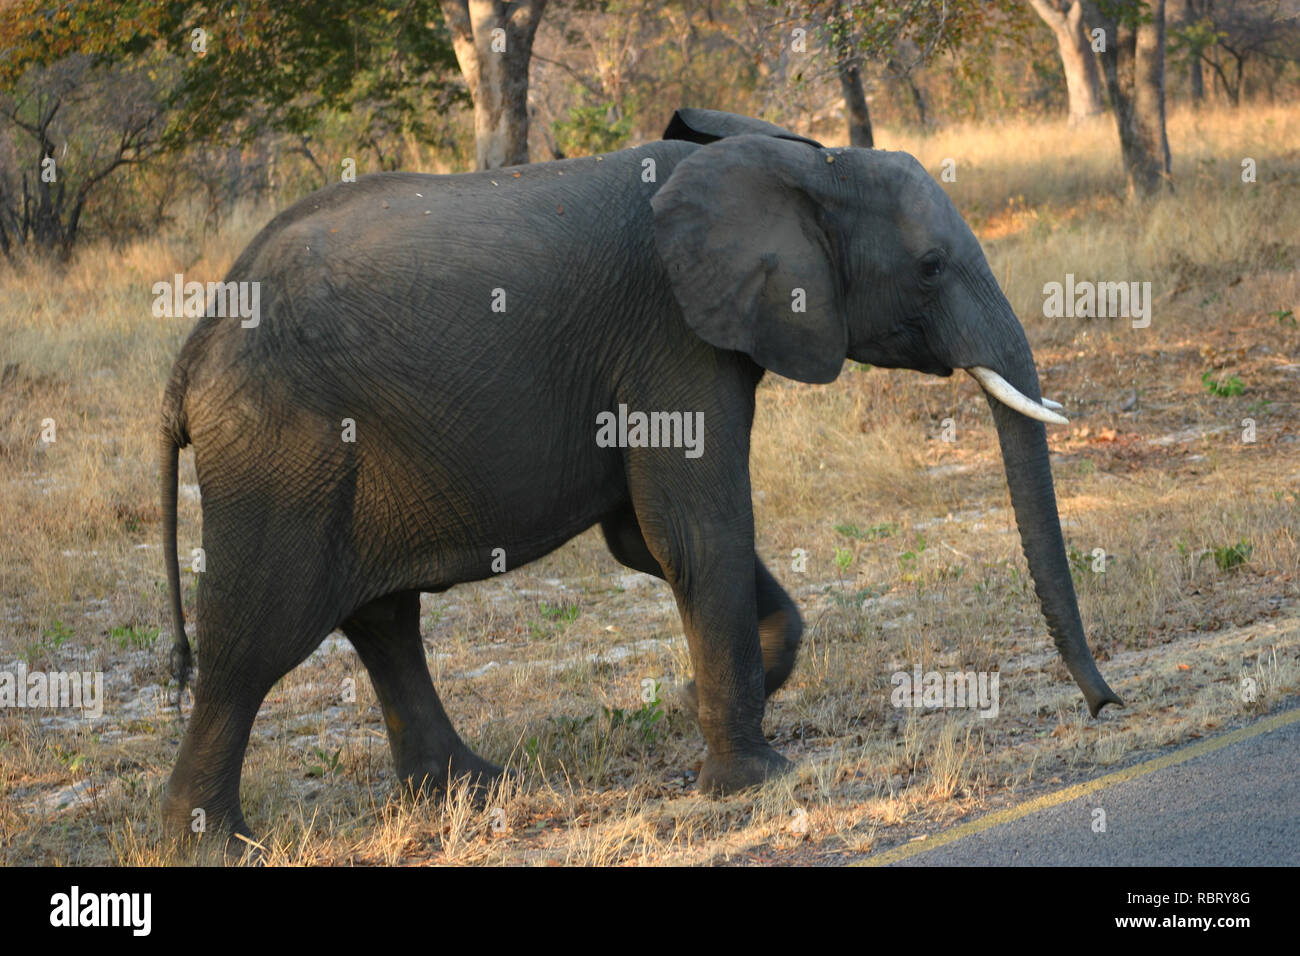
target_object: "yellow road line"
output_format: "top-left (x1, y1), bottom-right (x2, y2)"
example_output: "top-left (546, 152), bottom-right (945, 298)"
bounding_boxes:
top-left (855, 707), bottom-right (1300, 867)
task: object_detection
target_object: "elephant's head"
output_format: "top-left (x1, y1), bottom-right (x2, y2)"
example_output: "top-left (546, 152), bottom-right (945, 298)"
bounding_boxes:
top-left (651, 112), bottom-right (1122, 716)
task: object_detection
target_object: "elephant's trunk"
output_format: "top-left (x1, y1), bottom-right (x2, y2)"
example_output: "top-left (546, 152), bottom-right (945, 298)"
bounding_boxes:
top-left (977, 353), bottom-right (1123, 717)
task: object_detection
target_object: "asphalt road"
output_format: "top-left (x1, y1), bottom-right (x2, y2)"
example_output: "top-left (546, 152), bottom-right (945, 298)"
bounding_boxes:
top-left (869, 708), bottom-right (1300, 866)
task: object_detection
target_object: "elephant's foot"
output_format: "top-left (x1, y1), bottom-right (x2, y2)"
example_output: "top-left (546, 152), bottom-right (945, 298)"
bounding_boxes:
top-left (162, 775), bottom-right (248, 838)
top-left (401, 747), bottom-right (506, 805)
top-left (698, 744), bottom-right (792, 795)
top-left (162, 779), bottom-right (259, 863)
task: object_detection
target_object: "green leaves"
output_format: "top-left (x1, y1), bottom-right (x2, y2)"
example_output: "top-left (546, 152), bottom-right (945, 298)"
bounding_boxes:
top-left (1201, 370), bottom-right (1245, 397)
top-left (304, 745), bottom-right (343, 778)
top-left (554, 101), bottom-right (633, 156)
top-left (108, 624), bottom-right (160, 651)
top-left (0, 1), bottom-right (466, 152)
top-left (160, 0), bottom-right (465, 150)
top-left (834, 521), bottom-right (897, 541)
top-left (1208, 540), bottom-right (1252, 572)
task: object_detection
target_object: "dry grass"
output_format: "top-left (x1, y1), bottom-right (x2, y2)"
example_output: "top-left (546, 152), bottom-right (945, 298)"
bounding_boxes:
top-left (2, 103), bottom-right (1298, 866)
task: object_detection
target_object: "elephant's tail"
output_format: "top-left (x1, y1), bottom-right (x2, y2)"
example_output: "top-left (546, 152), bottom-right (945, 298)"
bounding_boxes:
top-left (161, 365), bottom-right (191, 708)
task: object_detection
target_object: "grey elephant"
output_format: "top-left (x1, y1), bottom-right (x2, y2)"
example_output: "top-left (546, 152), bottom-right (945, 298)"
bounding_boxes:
top-left (160, 108), bottom-right (1121, 840)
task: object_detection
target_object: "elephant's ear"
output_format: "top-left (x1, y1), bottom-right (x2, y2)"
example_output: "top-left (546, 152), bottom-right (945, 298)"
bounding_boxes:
top-left (662, 108), bottom-right (823, 148)
top-left (651, 134), bottom-right (846, 384)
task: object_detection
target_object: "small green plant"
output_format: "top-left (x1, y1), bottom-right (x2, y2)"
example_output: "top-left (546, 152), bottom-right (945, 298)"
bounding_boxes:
top-left (833, 546), bottom-right (854, 573)
top-left (549, 713), bottom-right (594, 737)
top-left (51, 743), bottom-right (89, 773)
top-left (898, 534), bottom-right (927, 567)
top-left (540, 601), bottom-right (580, 624)
top-left (1206, 540), bottom-right (1253, 571)
top-left (42, 620), bottom-right (73, 648)
top-left (603, 685), bottom-right (665, 746)
top-left (834, 521), bottom-right (897, 540)
top-left (24, 620), bottom-right (73, 666)
top-left (109, 624), bottom-right (160, 651)
top-left (1271, 308), bottom-right (1296, 327)
top-left (304, 745), bottom-right (343, 778)
top-left (1202, 370), bottom-right (1244, 397)
top-left (935, 563), bottom-right (966, 581)
top-left (829, 585), bottom-right (882, 610)
top-left (530, 601), bottom-right (580, 640)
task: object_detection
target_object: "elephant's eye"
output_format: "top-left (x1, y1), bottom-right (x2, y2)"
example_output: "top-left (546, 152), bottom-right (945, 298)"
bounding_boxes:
top-left (920, 255), bottom-right (945, 280)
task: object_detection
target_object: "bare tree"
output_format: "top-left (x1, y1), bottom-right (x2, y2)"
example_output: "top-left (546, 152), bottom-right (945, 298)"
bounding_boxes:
top-left (1081, 0), bottom-right (1172, 196)
top-left (794, 0), bottom-right (998, 148)
top-left (1171, 0), bottom-right (1300, 106)
top-left (440, 0), bottom-right (549, 169)
top-left (0, 56), bottom-right (163, 258)
top-left (1028, 0), bottom-right (1107, 122)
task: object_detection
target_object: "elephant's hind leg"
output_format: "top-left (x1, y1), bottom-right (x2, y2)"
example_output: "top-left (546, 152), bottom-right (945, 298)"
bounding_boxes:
top-left (342, 591), bottom-right (501, 797)
top-left (754, 560), bottom-right (803, 695)
top-left (163, 574), bottom-right (336, 846)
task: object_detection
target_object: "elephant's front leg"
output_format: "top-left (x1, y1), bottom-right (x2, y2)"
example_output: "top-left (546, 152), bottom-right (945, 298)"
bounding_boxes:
top-left (600, 507), bottom-right (803, 720)
top-left (678, 561), bottom-right (802, 725)
top-left (676, 554), bottom-right (793, 793)
top-left (626, 467), bottom-right (791, 794)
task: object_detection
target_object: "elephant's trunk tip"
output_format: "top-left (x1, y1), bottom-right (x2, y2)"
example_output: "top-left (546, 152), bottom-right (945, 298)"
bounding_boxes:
top-left (1086, 687), bottom-right (1124, 718)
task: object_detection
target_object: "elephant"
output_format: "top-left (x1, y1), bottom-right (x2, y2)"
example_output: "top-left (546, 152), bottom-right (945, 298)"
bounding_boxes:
top-left (159, 108), bottom-right (1121, 841)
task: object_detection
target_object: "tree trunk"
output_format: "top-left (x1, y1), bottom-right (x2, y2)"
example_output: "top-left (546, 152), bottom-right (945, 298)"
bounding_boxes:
top-left (1028, 0), bottom-right (1106, 124)
top-left (839, 63), bottom-right (873, 148)
top-left (1081, 0), bottom-right (1172, 197)
top-left (440, 0), bottom-right (548, 170)
top-left (1167, 0), bottom-right (1205, 103)
top-left (832, 0), bottom-right (872, 147)
top-left (907, 75), bottom-right (929, 129)
top-left (887, 57), bottom-right (929, 128)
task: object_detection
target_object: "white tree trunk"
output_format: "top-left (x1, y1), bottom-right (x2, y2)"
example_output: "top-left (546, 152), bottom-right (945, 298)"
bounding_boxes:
top-left (1028, 0), bottom-right (1106, 125)
top-left (441, 0), bottom-right (548, 170)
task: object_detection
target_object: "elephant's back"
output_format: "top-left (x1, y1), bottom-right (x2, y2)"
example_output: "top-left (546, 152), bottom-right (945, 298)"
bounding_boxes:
top-left (215, 149), bottom-right (680, 363)
top-left (170, 144), bottom-right (695, 464)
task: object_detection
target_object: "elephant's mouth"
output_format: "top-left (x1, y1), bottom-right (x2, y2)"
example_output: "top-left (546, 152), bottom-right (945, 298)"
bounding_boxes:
top-left (851, 318), bottom-right (953, 377)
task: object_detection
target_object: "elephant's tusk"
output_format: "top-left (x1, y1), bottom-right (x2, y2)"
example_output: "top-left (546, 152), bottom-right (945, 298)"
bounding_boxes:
top-left (1041, 398), bottom-right (1064, 411)
top-left (967, 367), bottom-right (1070, 425)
